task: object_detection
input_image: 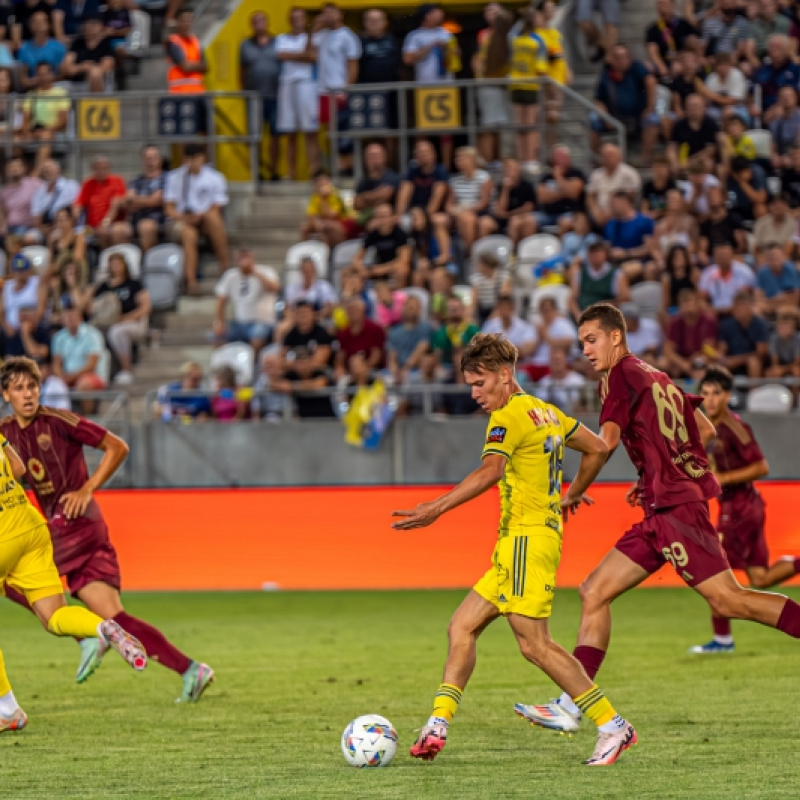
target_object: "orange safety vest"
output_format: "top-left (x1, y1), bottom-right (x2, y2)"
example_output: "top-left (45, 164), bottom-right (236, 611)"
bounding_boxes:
top-left (166, 34), bottom-right (206, 94)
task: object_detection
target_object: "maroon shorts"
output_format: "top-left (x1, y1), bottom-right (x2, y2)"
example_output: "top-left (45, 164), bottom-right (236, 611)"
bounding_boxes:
top-left (718, 493), bottom-right (768, 571)
top-left (63, 540), bottom-right (121, 597)
top-left (614, 500), bottom-right (730, 587)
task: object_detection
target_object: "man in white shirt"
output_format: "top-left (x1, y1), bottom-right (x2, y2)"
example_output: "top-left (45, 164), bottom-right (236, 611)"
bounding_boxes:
top-left (481, 295), bottom-right (537, 367)
top-left (164, 143), bottom-right (230, 296)
top-left (701, 52), bottom-right (749, 123)
top-left (620, 302), bottom-right (663, 366)
top-left (283, 256), bottom-right (339, 321)
top-left (528, 295), bottom-right (578, 378)
top-left (698, 240), bottom-right (756, 315)
top-left (535, 346), bottom-right (585, 413)
top-left (214, 247), bottom-right (281, 353)
top-left (587, 143), bottom-right (641, 227)
top-left (276, 7), bottom-right (320, 180)
top-left (29, 159), bottom-right (79, 243)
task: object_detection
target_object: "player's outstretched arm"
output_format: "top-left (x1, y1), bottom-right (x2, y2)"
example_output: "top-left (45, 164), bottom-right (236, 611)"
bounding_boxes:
top-left (392, 455), bottom-right (506, 530)
top-left (561, 424), bottom-right (610, 517)
top-left (4, 442), bottom-right (26, 481)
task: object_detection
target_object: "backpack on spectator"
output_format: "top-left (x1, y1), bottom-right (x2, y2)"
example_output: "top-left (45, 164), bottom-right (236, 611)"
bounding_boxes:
top-left (91, 292), bottom-right (122, 329)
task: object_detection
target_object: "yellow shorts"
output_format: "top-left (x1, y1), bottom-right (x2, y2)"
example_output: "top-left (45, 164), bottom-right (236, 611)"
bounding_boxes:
top-left (473, 529), bottom-right (562, 619)
top-left (0, 524), bottom-right (63, 605)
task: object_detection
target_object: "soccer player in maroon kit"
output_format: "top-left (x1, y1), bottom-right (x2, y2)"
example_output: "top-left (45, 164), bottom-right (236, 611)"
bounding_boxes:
top-left (0, 357), bottom-right (214, 703)
top-left (516, 304), bottom-right (800, 733)
top-left (689, 366), bottom-right (800, 653)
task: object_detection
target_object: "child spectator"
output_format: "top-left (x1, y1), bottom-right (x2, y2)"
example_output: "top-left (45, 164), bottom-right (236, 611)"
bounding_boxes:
top-left (767, 310), bottom-right (800, 380)
top-left (300, 168), bottom-right (358, 247)
top-left (211, 365), bottom-right (251, 421)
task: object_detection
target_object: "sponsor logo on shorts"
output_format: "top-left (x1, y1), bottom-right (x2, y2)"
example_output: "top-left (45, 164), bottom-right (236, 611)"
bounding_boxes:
top-left (487, 426), bottom-right (507, 444)
top-left (545, 516), bottom-right (560, 532)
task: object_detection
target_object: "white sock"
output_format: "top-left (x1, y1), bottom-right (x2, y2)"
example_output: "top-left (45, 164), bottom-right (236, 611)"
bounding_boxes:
top-left (713, 635), bottom-right (734, 646)
top-left (598, 714), bottom-right (626, 734)
top-left (0, 690), bottom-right (19, 717)
top-left (427, 715), bottom-right (448, 728)
top-left (557, 692), bottom-right (581, 716)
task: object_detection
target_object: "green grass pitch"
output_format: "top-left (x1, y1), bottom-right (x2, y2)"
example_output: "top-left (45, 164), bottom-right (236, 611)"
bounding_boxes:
top-left (1, 588), bottom-right (798, 799)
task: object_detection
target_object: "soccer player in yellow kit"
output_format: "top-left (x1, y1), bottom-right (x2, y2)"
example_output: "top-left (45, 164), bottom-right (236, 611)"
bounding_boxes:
top-left (0, 434), bottom-right (146, 731)
top-left (393, 334), bottom-right (637, 766)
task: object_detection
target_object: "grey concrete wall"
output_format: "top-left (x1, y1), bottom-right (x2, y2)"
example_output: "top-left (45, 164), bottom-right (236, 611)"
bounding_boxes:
top-left (130, 413), bottom-right (800, 488)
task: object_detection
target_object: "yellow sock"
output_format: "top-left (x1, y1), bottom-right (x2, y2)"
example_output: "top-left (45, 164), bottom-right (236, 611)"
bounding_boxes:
top-left (47, 606), bottom-right (104, 639)
top-left (0, 646), bottom-right (12, 696)
top-left (431, 683), bottom-right (463, 723)
top-left (573, 684), bottom-right (618, 728)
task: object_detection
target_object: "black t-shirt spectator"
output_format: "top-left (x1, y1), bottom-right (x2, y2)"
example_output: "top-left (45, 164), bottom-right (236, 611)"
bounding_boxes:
top-left (645, 17), bottom-right (697, 60)
top-left (3, 323), bottom-right (50, 358)
top-left (68, 34), bottom-right (114, 79)
top-left (700, 211), bottom-right (745, 248)
top-left (103, 6), bottom-right (130, 35)
top-left (538, 168), bottom-right (586, 215)
top-left (363, 225), bottom-right (409, 265)
top-left (94, 279), bottom-right (143, 315)
top-left (671, 116), bottom-right (719, 158)
top-left (404, 163), bottom-right (448, 209)
top-left (670, 73), bottom-right (701, 111)
top-left (496, 178), bottom-right (536, 215)
top-left (781, 166), bottom-right (800, 208)
top-left (642, 177), bottom-right (677, 215)
top-left (358, 33), bottom-right (400, 83)
top-left (0, 4), bottom-right (11, 38)
top-left (15, 0), bottom-right (53, 41)
top-left (285, 368), bottom-right (336, 418)
top-left (355, 169), bottom-right (401, 206)
top-left (283, 324), bottom-right (334, 357)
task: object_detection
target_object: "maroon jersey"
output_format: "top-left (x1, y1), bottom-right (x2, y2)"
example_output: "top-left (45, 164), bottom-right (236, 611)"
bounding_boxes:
top-left (600, 355), bottom-right (720, 515)
top-left (0, 406), bottom-right (109, 573)
top-left (707, 412), bottom-right (764, 501)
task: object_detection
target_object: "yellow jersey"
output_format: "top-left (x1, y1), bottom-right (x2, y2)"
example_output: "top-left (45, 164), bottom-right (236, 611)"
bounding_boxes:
top-left (0, 436), bottom-right (46, 541)
top-left (482, 393), bottom-right (579, 537)
top-left (536, 27), bottom-right (568, 85)
top-left (509, 32), bottom-right (549, 93)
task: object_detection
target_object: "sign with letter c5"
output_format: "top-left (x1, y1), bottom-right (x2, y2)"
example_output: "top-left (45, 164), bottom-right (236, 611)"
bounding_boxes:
top-left (78, 99), bottom-right (121, 140)
top-left (414, 86), bottom-right (460, 131)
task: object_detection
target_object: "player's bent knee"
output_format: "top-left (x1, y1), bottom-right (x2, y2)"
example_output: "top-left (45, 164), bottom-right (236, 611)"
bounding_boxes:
top-left (707, 590), bottom-right (749, 620)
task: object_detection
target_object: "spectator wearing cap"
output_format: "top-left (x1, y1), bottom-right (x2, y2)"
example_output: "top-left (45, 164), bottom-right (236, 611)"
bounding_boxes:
top-left (124, 145), bottom-right (166, 254)
top-left (29, 159), bottom-right (79, 243)
top-left (0, 158), bottom-right (42, 241)
top-left (353, 143), bottom-right (401, 227)
top-left (1, 253), bottom-right (41, 344)
top-left (164, 144), bottom-right (230, 296)
top-left (698, 52), bottom-right (749, 124)
top-left (586, 143), bottom-right (640, 228)
top-left (569, 240), bottom-right (629, 319)
top-left (17, 11), bottom-right (67, 90)
top-left (620, 302), bottom-right (662, 365)
top-left (717, 290), bottom-right (768, 377)
top-left (664, 286), bottom-right (719, 379)
top-left (645, 0), bottom-right (698, 81)
top-left (752, 35), bottom-right (800, 122)
top-left (61, 15), bottom-right (115, 92)
top-left (753, 194), bottom-right (796, 257)
top-left (213, 247), bottom-right (280, 354)
top-left (51, 299), bottom-right (110, 398)
top-left (698, 240), bottom-right (755, 315)
top-left (73, 155), bottom-right (129, 248)
top-left (725, 155), bottom-right (767, 223)
top-left (769, 87), bottom-right (800, 170)
top-left (755, 242), bottom-right (800, 316)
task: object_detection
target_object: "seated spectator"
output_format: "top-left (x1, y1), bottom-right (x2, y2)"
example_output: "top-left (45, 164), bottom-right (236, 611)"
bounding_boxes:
top-left (30, 160), bottom-right (79, 244)
top-left (40, 360), bottom-right (70, 410)
top-left (102, 0), bottom-right (132, 77)
top-left (769, 87), bottom-right (800, 169)
top-left (604, 190), bottom-right (655, 266)
top-left (780, 144), bottom-right (800, 208)
top-left (766, 309), bottom-right (800, 380)
top-left (17, 12), bottom-right (67, 90)
top-left (40, 256), bottom-right (91, 326)
top-left (530, 144), bottom-right (586, 235)
top-left (279, 347), bottom-right (336, 419)
top-left (283, 256), bottom-right (337, 320)
top-left (90, 252), bottom-right (150, 385)
top-left (50, 207), bottom-right (87, 271)
top-left (438, 146), bottom-right (491, 254)
top-left (697, 186), bottom-right (746, 265)
top-left (300, 168), bottom-right (357, 248)
top-left (569, 241), bottom-right (629, 318)
top-left (717, 290), bottom-right (768, 376)
top-left (754, 193), bottom-right (795, 256)
top-left (51, 300), bottom-right (110, 400)
top-left (653, 189), bottom-right (697, 265)
top-left (158, 360), bottom-right (212, 420)
top-left (718, 113), bottom-right (757, 171)
top-left (431, 295), bottom-right (479, 380)
top-left (395, 139), bottom-right (448, 218)
top-left (668, 94), bottom-right (719, 173)
top-left (587, 143), bottom-right (641, 228)
top-left (725, 155), bottom-right (767, 222)
top-left (74, 155), bottom-right (129, 248)
top-left (590, 45), bottom-right (659, 160)
top-left (210, 365), bottom-right (250, 421)
top-left (14, 0), bottom-right (59, 46)
top-left (21, 61), bottom-right (69, 169)
top-left (0, 69), bottom-right (20, 140)
top-left (530, 295), bottom-right (578, 381)
top-left (641, 154), bottom-right (677, 220)
top-left (700, 0), bottom-right (753, 65)
top-left (353, 143), bottom-right (400, 228)
top-left (3, 304), bottom-right (50, 359)
top-left (0, 158), bottom-right (42, 241)
top-left (621, 302), bottom-right (662, 365)
top-left (213, 246), bottom-right (279, 354)
top-left (699, 240), bottom-right (755, 314)
top-left (669, 50), bottom-right (704, 121)
top-left (661, 243), bottom-right (700, 313)
top-left (353, 203), bottom-right (412, 286)
top-left (61, 15), bottom-right (115, 93)
top-left (699, 52), bottom-right (749, 124)
top-left (386, 294), bottom-right (433, 387)
top-left (477, 157), bottom-right (535, 244)
top-left (338, 264), bottom-right (373, 317)
top-left (646, 0), bottom-right (698, 80)
top-left (755, 242), bottom-right (800, 316)
top-left (336, 296), bottom-right (386, 380)
top-left (470, 251), bottom-right (512, 325)
top-left (409, 206), bottom-right (452, 283)
top-left (683, 157), bottom-right (721, 223)
top-left (752, 0), bottom-right (790, 62)
top-left (125, 145), bottom-right (166, 253)
top-left (283, 300), bottom-right (333, 370)
top-left (481, 295), bottom-right (537, 367)
top-left (164, 144), bottom-right (230, 296)
top-left (252, 349), bottom-right (291, 421)
top-left (372, 281), bottom-right (405, 330)
top-left (664, 286), bottom-right (719, 378)
top-left (536, 346), bottom-right (584, 412)
top-left (1, 254), bottom-right (40, 345)
top-left (752, 35), bottom-right (800, 123)
top-left (56, 0), bottom-right (102, 41)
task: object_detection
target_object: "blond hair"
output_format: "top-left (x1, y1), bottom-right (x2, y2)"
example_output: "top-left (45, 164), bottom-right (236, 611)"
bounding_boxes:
top-left (460, 333), bottom-right (518, 374)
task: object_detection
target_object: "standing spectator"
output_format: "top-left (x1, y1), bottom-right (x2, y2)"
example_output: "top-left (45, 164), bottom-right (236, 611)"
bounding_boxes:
top-left (335, 295), bottom-right (386, 378)
top-left (753, 193), bottom-right (795, 256)
top-left (668, 94), bottom-right (719, 172)
top-left (751, 0), bottom-right (791, 62)
top-left (21, 61), bottom-right (69, 169)
top-left (699, 52), bottom-right (749, 123)
top-left (699, 241), bottom-right (755, 315)
top-left (603, 190), bottom-right (654, 266)
top-left (276, 7), bottom-right (319, 181)
top-left (586, 143), bottom-right (641, 228)
top-left (73, 155), bottom-right (128, 247)
top-left (527, 296), bottom-right (578, 380)
top-left (701, 0), bottom-right (753, 62)
top-left (164, 144), bottom-right (230, 296)
top-left (620, 302), bottom-right (662, 364)
top-left (283, 300), bottom-right (334, 370)
top-left (717, 290), bottom-right (768, 377)
top-left (645, 0), bottom-right (698, 81)
top-left (529, 144), bottom-right (586, 235)
top-left (17, 11), bottom-right (66, 90)
top-left (576, 0), bottom-right (619, 63)
top-left (283, 256), bottom-right (338, 320)
top-left (353, 143), bottom-right (401, 227)
top-left (0, 158), bottom-right (42, 239)
top-left (1, 254), bottom-right (40, 343)
top-left (477, 157), bottom-right (535, 244)
top-left (590, 45), bottom-right (659, 160)
top-left (125, 145), bottom-right (166, 254)
top-left (164, 7), bottom-right (207, 124)
top-left (386, 294), bottom-right (434, 386)
top-left (664, 286), bottom-right (719, 378)
top-left (752, 35), bottom-right (800, 122)
top-left (239, 11), bottom-right (280, 181)
top-left (354, 203), bottom-right (412, 285)
top-left (769, 87), bottom-right (800, 168)
top-left (29, 159), bottom-right (79, 243)
top-left (755, 242), bottom-right (800, 315)
top-left (470, 252), bottom-right (511, 325)
top-left (61, 15), bottom-right (115, 92)
top-left (569, 241), bottom-right (629, 318)
top-left (396, 139), bottom-right (449, 218)
top-left (90, 253), bottom-right (151, 386)
top-left (766, 311), bottom-right (800, 380)
top-left (438, 145), bottom-right (492, 253)
top-left (51, 300), bottom-right (110, 395)
top-left (213, 246), bottom-right (279, 354)
top-left (535, 346), bottom-right (584, 413)
top-left (311, 3), bottom-right (361, 176)
top-left (300, 168), bottom-right (356, 248)
top-left (403, 3), bottom-right (459, 167)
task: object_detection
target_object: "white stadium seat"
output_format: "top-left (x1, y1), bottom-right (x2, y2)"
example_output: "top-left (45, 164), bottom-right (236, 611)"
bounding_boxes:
top-left (210, 342), bottom-right (255, 387)
top-left (21, 245), bottom-right (50, 274)
top-left (144, 268), bottom-right (178, 311)
top-left (746, 384), bottom-right (793, 414)
top-left (630, 281), bottom-right (663, 320)
top-left (97, 243), bottom-right (143, 281)
top-left (285, 240), bottom-right (329, 277)
top-left (144, 244), bottom-right (184, 288)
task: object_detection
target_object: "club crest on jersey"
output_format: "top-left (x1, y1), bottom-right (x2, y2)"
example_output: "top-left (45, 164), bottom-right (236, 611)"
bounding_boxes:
top-left (487, 426), bottom-right (507, 443)
top-left (28, 458), bottom-right (46, 482)
top-left (527, 408), bottom-right (559, 427)
top-left (36, 433), bottom-right (52, 452)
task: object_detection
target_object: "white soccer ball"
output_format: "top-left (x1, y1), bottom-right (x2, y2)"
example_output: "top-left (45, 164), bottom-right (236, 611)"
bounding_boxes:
top-left (340, 714), bottom-right (398, 768)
